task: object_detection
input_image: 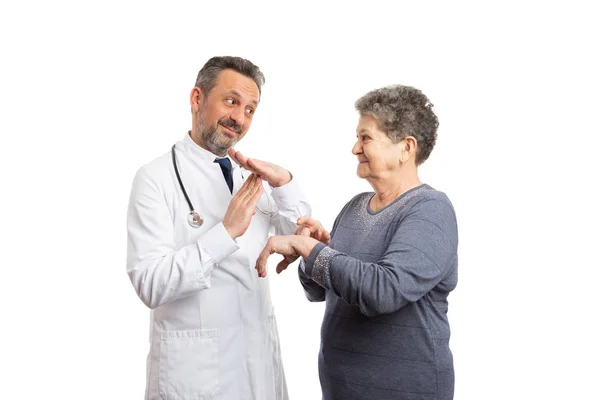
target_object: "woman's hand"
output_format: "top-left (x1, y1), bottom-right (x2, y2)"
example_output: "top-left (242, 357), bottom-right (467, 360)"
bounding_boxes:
top-left (296, 216), bottom-right (331, 245)
top-left (255, 235), bottom-right (318, 277)
top-left (264, 217), bottom-right (331, 276)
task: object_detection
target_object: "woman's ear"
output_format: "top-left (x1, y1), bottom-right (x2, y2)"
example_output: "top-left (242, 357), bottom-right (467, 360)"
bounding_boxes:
top-left (404, 136), bottom-right (418, 161)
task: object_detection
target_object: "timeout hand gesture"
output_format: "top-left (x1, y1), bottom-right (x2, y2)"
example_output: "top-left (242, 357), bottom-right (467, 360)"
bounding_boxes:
top-left (228, 148), bottom-right (292, 188)
top-left (222, 174), bottom-right (263, 239)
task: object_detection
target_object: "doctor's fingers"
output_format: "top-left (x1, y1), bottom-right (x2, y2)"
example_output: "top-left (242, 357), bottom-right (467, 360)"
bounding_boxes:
top-left (229, 148), bottom-right (252, 170)
top-left (237, 172), bottom-right (258, 190)
top-left (229, 149), bottom-right (272, 180)
top-left (239, 175), bottom-right (263, 204)
top-left (228, 147), bottom-right (243, 165)
top-left (233, 184), bottom-right (262, 217)
top-left (234, 174), bottom-right (261, 201)
top-left (246, 182), bottom-right (264, 210)
top-left (246, 158), bottom-right (272, 175)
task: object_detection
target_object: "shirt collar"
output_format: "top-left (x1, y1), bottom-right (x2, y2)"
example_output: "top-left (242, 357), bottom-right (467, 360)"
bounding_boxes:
top-left (182, 131), bottom-right (238, 169)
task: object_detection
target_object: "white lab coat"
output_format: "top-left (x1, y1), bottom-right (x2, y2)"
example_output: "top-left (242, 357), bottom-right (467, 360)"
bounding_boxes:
top-left (126, 133), bottom-right (311, 400)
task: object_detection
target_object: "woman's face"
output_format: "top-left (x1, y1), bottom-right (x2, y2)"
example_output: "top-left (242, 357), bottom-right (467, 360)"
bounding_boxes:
top-left (352, 115), bottom-right (404, 180)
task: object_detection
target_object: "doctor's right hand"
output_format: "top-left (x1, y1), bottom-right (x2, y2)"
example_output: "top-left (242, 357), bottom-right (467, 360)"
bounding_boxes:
top-left (223, 174), bottom-right (263, 239)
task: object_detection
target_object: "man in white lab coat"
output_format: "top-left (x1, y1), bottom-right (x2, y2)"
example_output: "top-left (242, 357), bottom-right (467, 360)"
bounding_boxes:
top-left (126, 56), bottom-right (311, 400)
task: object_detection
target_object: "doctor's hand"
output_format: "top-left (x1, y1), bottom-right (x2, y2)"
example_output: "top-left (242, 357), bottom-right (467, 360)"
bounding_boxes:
top-left (223, 174), bottom-right (263, 239)
top-left (228, 148), bottom-right (292, 188)
top-left (255, 235), bottom-right (319, 278)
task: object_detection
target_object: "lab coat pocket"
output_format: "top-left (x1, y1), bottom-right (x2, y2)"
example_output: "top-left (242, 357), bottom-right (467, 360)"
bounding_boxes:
top-left (159, 329), bottom-right (219, 400)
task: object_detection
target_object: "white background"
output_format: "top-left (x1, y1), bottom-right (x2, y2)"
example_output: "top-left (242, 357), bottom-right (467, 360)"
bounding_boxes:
top-left (1, 1), bottom-right (599, 399)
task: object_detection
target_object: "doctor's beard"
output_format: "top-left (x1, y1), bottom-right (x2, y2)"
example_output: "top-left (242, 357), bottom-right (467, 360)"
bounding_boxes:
top-left (198, 117), bottom-right (242, 157)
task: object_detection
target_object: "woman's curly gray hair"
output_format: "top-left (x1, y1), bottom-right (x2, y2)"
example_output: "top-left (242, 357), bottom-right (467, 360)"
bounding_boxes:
top-left (355, 85), bottom-right (439, 165)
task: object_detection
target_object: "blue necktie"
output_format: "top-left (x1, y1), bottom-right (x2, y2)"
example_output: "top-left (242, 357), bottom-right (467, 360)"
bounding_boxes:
top-left (214, 157), bottom-right (233, 194)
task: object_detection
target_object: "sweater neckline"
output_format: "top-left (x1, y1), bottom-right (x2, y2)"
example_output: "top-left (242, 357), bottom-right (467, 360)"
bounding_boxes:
top-left (366, 184), bottom-right (429, 215)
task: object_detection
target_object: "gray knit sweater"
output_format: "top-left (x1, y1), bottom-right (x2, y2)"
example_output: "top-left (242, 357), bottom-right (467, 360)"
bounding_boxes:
top-left (299, 184), bottom-right (458, 400)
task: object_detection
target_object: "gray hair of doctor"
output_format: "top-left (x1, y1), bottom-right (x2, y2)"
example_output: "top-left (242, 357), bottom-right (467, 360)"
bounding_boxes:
top-left (355, 85), bottom-right (439, 165)
top-left (194, 56), bottom-right (266, 97)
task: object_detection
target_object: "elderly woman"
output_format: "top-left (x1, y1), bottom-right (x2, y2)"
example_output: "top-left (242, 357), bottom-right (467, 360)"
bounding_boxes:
top-left (256, 85), bottom-right (458, 400)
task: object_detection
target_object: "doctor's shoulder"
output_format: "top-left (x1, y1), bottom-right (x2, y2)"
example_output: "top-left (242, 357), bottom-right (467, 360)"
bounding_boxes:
top-left (129, 150), bottom-right (174, 201)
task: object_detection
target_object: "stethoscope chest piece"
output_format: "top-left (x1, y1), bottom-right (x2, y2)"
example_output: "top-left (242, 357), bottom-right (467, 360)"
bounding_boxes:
top-left (173, 144), bottom-right (205, 229)
top-left (188, 211), bottom-right (204, 228)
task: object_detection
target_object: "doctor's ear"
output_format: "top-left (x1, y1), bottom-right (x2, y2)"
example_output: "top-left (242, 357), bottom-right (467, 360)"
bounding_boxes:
top-left (189, 87), bottom-right (204, 112)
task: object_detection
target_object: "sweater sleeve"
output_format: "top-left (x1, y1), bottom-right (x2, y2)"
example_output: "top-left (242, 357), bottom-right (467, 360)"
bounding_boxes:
top-left (303, 199), bottom-right (458, 317)
top-left (297, 243), bottom-right (327, 302)
top-left (297, 199), bottom-right (352, 302)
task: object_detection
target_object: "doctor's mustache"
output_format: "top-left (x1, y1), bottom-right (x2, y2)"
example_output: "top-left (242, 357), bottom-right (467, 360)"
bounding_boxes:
top-left (219, 118), bottom-right (242, 134)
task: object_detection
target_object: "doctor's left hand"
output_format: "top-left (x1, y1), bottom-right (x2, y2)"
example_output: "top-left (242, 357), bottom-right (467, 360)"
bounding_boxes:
top-left (228, 148), bottom-right (292, 188)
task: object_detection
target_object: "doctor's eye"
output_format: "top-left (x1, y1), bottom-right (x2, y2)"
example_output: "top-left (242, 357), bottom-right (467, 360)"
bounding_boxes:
top-left (246, 107), bottom-right (255, 115)
top-left (225, 98), bottom-right (235, 105)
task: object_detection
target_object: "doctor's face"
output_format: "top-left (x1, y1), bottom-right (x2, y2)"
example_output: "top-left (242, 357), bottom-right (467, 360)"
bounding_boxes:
top-left (192, 69), bottom-right (260, 156)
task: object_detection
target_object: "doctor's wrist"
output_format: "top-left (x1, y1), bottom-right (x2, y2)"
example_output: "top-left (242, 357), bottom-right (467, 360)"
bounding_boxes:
top-left (271, 170), bottom-right (292, 188)
top-left (223, 222), bottom-right (241, 239)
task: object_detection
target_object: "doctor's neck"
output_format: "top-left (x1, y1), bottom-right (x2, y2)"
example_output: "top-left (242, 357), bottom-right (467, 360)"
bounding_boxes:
top-left (188, 130), bottom-right (229, 157)
top-left (189, 130), bottom-right (205, 149)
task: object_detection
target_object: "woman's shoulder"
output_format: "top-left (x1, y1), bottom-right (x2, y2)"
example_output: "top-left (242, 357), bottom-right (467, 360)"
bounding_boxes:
top-left (344, 191), bottom-right (373, 209)
top-left (416, 184), bottom-right (454, 206)
top-left (409, 184), bottom-right (457, 220)
top-left (330, 192), bottom-right (373, 220)
top-left (351, 191), bottom-right (374, 202)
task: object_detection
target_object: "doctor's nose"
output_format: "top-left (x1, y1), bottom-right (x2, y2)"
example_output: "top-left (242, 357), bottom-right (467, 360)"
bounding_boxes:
top-left (230, 106), bottom-right (245, 126)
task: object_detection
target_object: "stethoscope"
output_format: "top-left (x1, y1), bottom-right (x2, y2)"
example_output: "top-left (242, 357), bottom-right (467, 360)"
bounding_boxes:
top-left (171, 144), bottom-right (274, 228)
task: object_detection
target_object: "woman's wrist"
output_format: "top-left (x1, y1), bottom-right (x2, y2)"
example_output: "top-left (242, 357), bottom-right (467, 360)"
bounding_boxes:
top-left (294, 236), bottom-right (321, 260)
